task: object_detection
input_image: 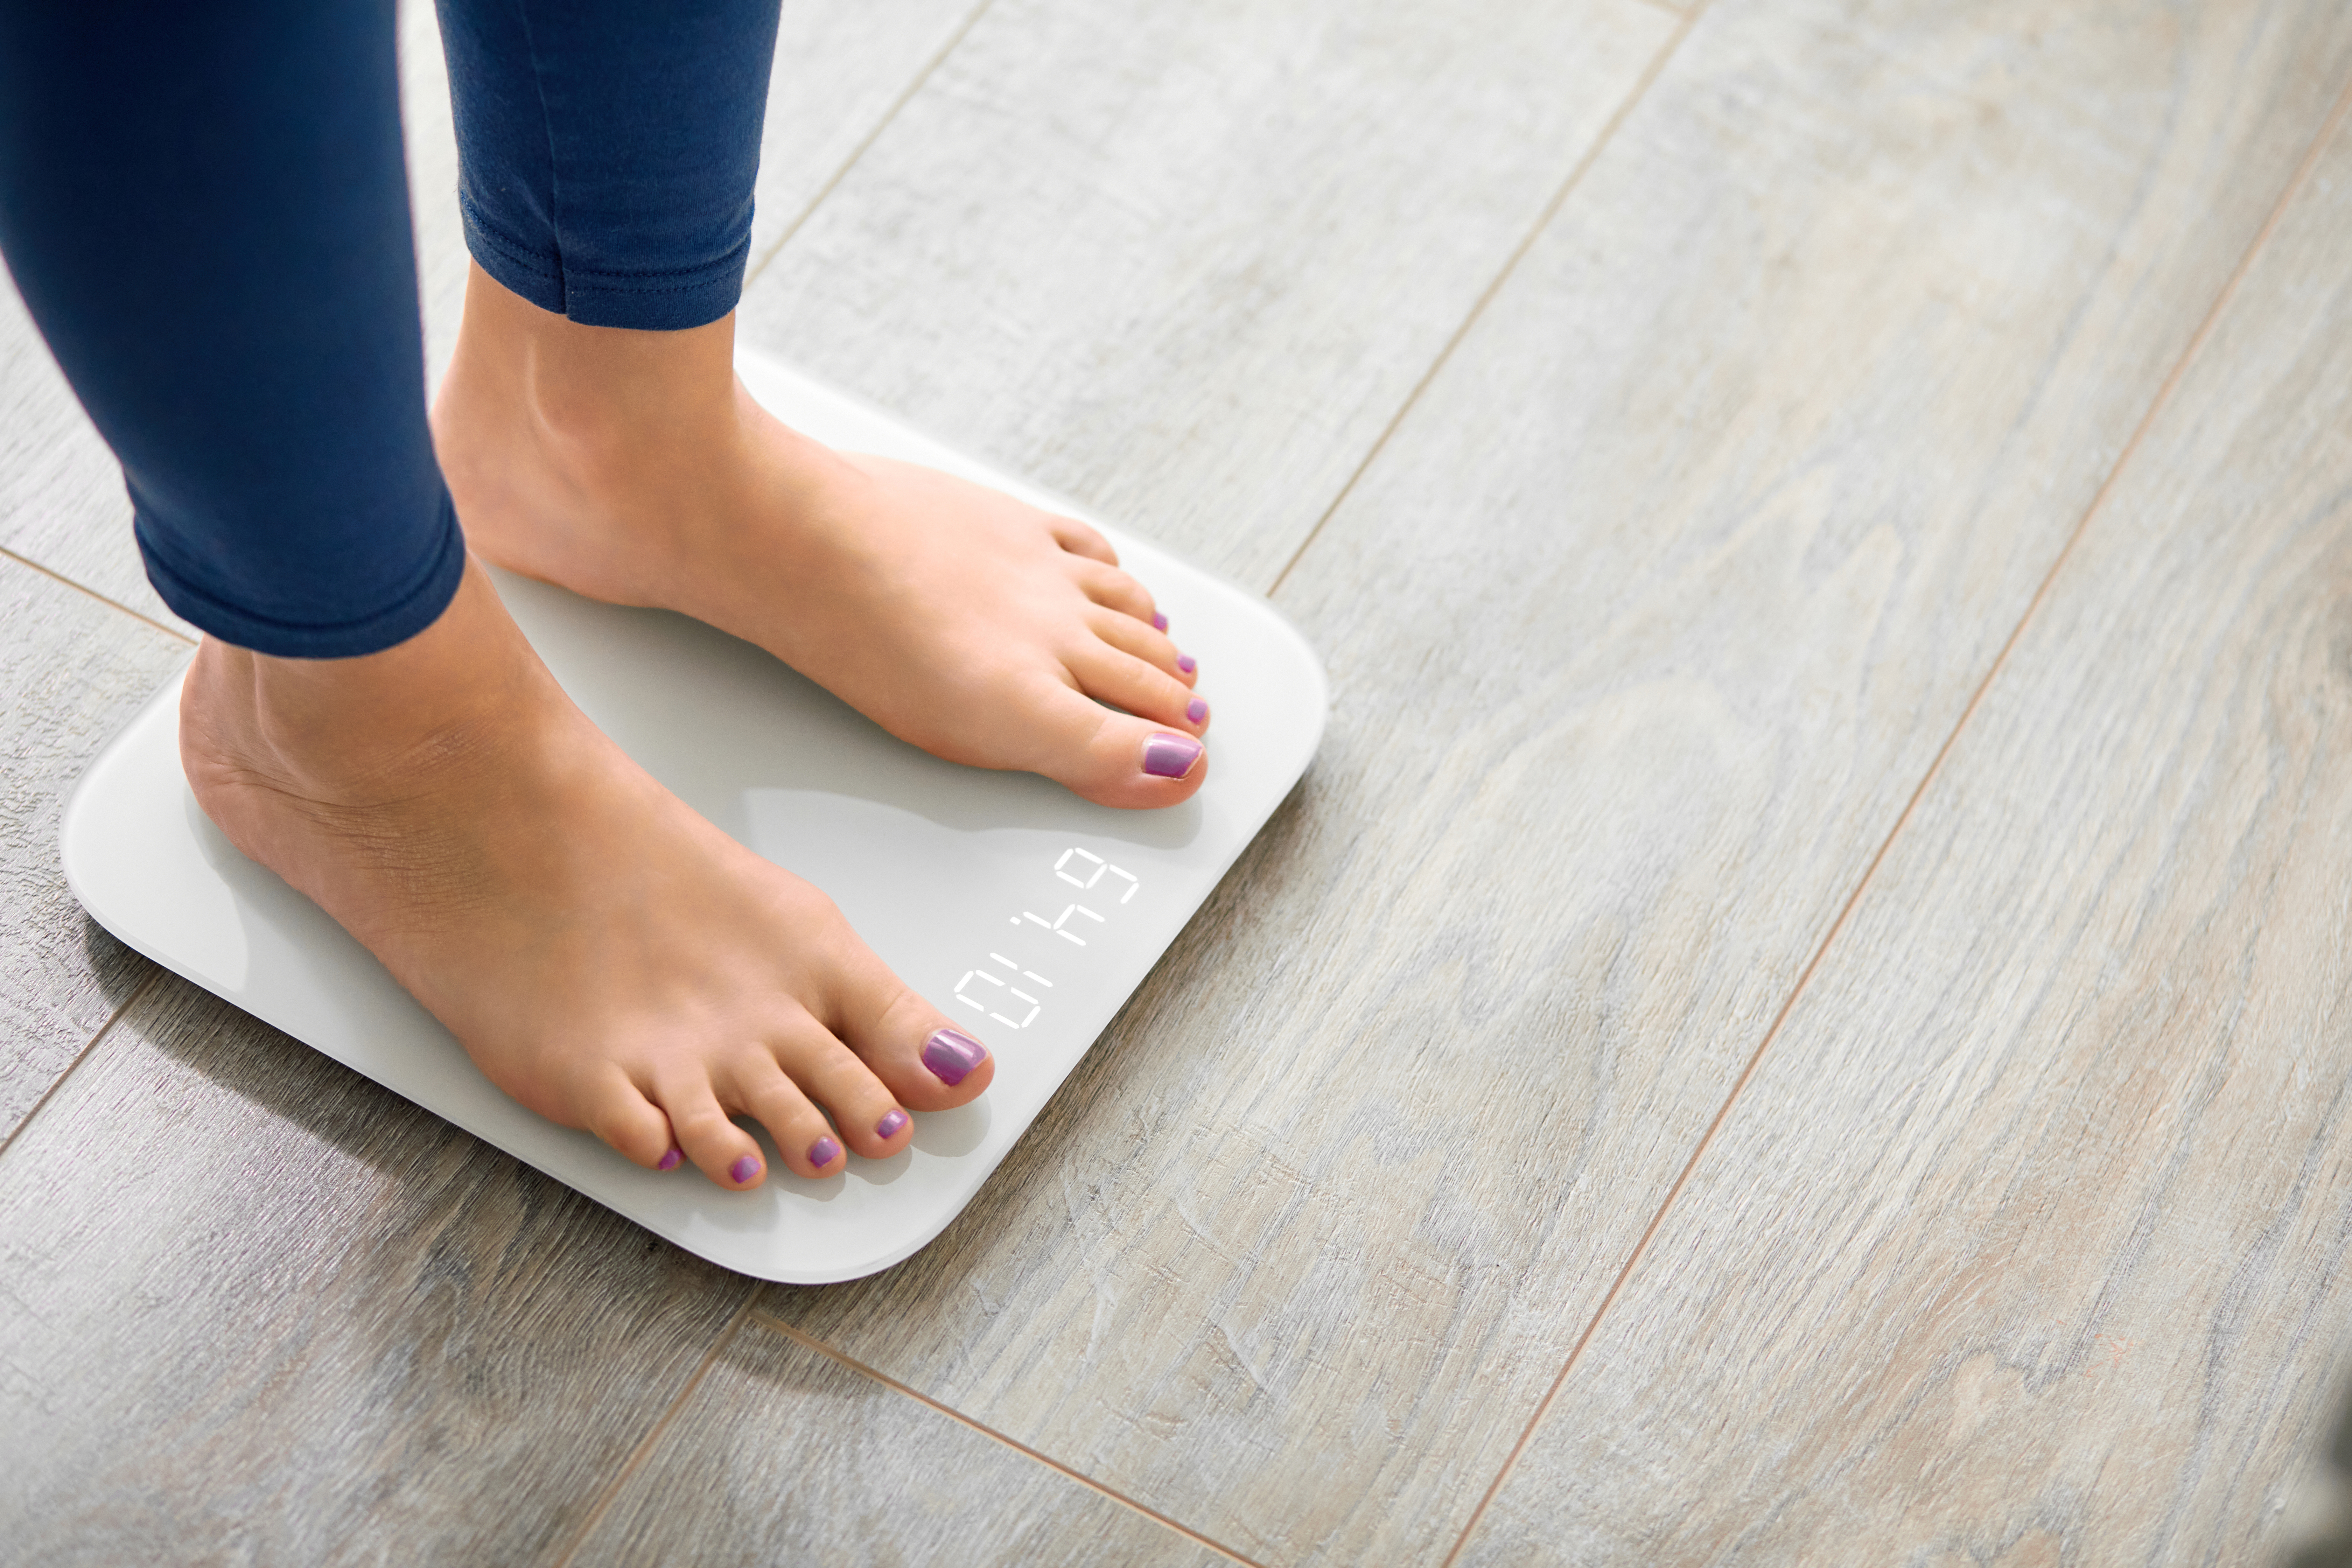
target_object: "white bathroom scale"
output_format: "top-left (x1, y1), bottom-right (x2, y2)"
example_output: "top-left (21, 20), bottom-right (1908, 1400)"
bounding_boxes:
top-left (59, 348), bottom-right (1326, 1284)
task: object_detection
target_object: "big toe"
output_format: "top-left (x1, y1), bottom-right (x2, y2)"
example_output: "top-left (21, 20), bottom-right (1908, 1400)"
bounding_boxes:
top-left (1024, 682), bottom-right (1208, 808)
top-left (825, 940), bottom-right (997, 1110)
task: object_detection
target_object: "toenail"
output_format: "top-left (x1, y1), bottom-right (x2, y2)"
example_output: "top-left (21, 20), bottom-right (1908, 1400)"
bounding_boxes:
top-left (1142, 732), bottom-right (1203, 779)
top-left (1186, 696), bottom-right (1208, 723)
top-left (808, 1136), bottom-right (843, 1169)
top-left (922, 1028), bottom-right (990, 1085)
top-left (729, 1154), bottom-right (761, 1185)
top-left (657, 1147), bottom-right (682, 1172)
top-left (1152, 611), bottom-right (1168, 631)
top-left (1177, 654), bottom-right (1197, 674)
top-left (876, 1108), bottom-right (910, 1140)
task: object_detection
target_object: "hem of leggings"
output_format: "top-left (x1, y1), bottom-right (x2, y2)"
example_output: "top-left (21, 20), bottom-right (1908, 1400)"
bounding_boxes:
top-left (460, 196), bottom-right (567, 316)
top-left (460, 195), bottom-right (749, 330)
top-left (137, 497), bottom-right (468, 659)
top-left (559, 251), bottom-right (747, 330)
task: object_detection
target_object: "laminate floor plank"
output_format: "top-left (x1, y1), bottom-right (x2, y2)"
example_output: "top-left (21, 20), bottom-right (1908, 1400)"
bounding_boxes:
top-left (1454, 86), bottom-right (2352, 1568)
top-left (747, 0), bottom-right (992, 274)
top-left (0, 557), bottom-right (187, 1144)
top-left (570, 1317), bottom-right (1239, 1568)
top-left (763, 2), bottom-right (2352, 1563)
top-left (0, 980), bottom-right (755, 1567)
top-left (0, 278), bottom-right (185, 634)
top-left (737, 0), bottom-right (1678, 587)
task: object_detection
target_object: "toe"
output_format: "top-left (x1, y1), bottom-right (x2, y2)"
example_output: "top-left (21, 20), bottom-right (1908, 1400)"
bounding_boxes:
top-left (730, 1053), bottom-right (849, 1177)
top-left (660, 1078), bottom-right (769, 1189)
top-left (765, 1021), bottom-right (911, 1158)
top-left (1048, 513), bottom-right (1118, 565)
top-left (578, 1067), bottom-right (676, 1169)
top-left (1067, 641), bottom-right (1207, 733)
top-left (1068, 558), bottom-right (1157, 624)
top-left (1087, 607), bottom-right (1196, 685)
top-left (1021, 679), bottom-right (1209, 807)
top-left (819, 931), bottom-right (997, 1111)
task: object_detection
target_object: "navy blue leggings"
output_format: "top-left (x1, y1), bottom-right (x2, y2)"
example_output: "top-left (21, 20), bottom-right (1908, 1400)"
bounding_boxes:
top-left (0, 0), bottom-right (780, 657)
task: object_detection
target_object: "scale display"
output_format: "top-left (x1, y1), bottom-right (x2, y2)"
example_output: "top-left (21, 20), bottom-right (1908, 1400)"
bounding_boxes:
top-left (58, 349), bottom-right (1328, 1284)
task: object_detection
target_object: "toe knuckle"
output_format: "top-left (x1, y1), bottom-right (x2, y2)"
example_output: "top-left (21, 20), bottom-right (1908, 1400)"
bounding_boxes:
top-left (671, 1106), bottom-right (729, 1139)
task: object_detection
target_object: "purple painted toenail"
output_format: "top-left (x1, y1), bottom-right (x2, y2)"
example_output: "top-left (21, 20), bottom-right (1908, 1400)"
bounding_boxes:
top-left (922, 1028), bottom-right (989, 1085)
top-left (1142, 732), bottom-right (1203, 779)
top-left (809, 1136), bottom-right (842, 1169)
top-left (1186, 696), bottom-right (1208, 723)
top-left (657, 1147), bottom-right (681, 1172)
top-left (1152, 611), bottom-right (1168, 631)
top-left (729, 1154), bottom-right (760, 1185)
top-left (1177, 654), bottom-right (1196, 674)
top-left (876, 1108), bottom-right (910, 1139)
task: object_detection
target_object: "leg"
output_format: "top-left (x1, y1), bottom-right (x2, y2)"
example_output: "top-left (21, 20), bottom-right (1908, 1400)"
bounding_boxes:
top-left (0, 0), bottom-right (990, 1189)
top-left (0, 0), bottom-right (460, 654)
top-left (431, 0), bottom-right (1211, 807)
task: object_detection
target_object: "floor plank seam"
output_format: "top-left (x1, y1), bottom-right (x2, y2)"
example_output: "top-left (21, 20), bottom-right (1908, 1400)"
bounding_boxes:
top-left (0, 544), bottom-right (192, 645)
top-left (0, 968), bottom-right (160, 1166)
top-left (1261, 1), bottom-right (1703, 600)
top-left (740, 0), bottom-right (999, 291)
top-left (1429, 63), bottom-right (2352, 1568)
top-left (543, 1287), bottom-right (763, 1568)
top-left (749, 1310), bottom-right (1267, 1567)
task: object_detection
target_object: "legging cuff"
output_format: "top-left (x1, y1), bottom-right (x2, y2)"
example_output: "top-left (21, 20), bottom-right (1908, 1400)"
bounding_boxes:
top-left (461, 190), bottom-right (749, 332)
top-left (136, 491), bottom-right (469, 659)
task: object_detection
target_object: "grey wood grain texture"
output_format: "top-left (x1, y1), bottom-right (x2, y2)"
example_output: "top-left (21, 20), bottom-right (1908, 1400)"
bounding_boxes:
top-left (0, 276), bottom-right (188, 633)
top-left (572, 1316), bottom-right (1238, 1568)
top-left (748, 0), bottom-right (992, 272)
top-left (398, 0), bottom-right (990, 371)
top-left (764, 2), bottom-right (2352, 1564)
top-left (1452, 88), bottom-right (2352, 1568)
top-left (0, 978), bottom-right (755, 1567)
top-left (0, 558), bottom-right (186, 1144)
top-left (737, 0), bottom-right (1677, 588)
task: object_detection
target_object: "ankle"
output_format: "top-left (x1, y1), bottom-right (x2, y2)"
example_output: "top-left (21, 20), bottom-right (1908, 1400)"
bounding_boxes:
top-left (447, 261), bottom-right (739, 454)
top-left (182, 563), bottom-right (541, 799)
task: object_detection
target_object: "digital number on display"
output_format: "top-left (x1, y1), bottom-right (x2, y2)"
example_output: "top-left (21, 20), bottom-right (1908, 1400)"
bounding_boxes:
top-left (952, 848), bottom-right (1139, 1031)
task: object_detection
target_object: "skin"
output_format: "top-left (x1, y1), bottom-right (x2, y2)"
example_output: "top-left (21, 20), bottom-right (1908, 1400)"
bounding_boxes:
top-left (433, 263), bottom-right (1209, 807)
top-left (177, 264), bottom-right (1205, 1189)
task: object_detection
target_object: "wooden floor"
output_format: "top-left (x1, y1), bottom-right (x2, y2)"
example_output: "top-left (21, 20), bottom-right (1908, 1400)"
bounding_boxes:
top-left (6, 0), bottom-right (2352, 1562)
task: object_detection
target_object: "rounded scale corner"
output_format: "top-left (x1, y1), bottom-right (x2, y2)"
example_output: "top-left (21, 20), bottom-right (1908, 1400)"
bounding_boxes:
top-left (56, 666), bottom-right (187, 957)
top-left (56, 763), bottom-right (110, 934)
top-left (695, 1195), bottom-right (964, 1287)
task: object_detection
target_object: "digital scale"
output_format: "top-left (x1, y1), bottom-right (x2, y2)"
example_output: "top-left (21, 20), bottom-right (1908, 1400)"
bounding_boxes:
top-left (59, 349), bottom-right (1326, 1284)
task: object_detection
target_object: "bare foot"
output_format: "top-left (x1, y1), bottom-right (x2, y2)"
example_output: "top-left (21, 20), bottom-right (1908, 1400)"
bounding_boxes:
top-left (432, 262), bottom-right (1208, 810)
top-left (180, 561), bottom-right (994, 1189)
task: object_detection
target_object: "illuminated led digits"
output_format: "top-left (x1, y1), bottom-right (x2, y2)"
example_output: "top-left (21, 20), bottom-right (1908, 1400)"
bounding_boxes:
top-left (990, 954), bottom-right (1052, 987)
top-left (953, 965), bottom-right (1042, 1029)
top-left (1050, 903), bottom-right (1104, 945)
top-left (964, 849), bottom-right (1143, 1033)
top-left (1017, 904), bottom-right (1103, 944)
top-left (1054, 847), bottom-right (1140, 904)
